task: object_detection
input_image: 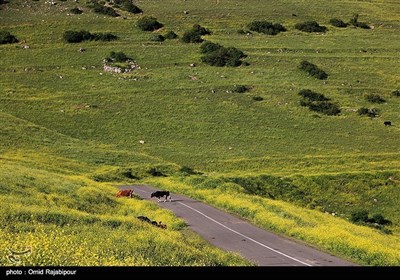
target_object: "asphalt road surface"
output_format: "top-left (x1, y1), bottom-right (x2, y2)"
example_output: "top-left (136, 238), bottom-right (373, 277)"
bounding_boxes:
top-left (120, 185), bottom-right (356, 266)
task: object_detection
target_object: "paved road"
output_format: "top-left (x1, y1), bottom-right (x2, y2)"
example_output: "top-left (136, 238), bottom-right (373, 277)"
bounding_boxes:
top-left (121, 185), bottom-right (356, 266)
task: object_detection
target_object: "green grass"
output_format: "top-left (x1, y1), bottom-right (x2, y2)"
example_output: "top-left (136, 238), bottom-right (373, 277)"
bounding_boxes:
top-left (1, 0), bottom-right (400, 265)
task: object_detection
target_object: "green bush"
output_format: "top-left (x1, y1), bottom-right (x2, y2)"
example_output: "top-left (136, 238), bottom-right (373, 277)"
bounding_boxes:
top-left (106, 51), bottom-right (131, 63)
top-left (298, 89), bottom-right (340, 116)
top-left (181, 24), bottom-right (211, 43)
top-left (116, 0), bottom-right (142, 14)
top-left (137, 16), bottom-right (163, 31)
top-left (92, 3), bottom-right (119, 17)
top-left (349, 14), bottom-right (370, 29)
top-left (350, 210), bottom-right (369, 224)
top-left (0, 31), bottom-right (19, 44)
top-left (232, 85), bottom-right (250, 93)
top-left (299, 61), bottom-right (328, 80)
top-left (200, 43), bottom-right (247, 67)
top-left (365, 94), bottom-right (385, 103)
top-left (179, 166), bottom-right (202, 176)
top-left (391, 90), bottom-right (400, 97)
top-left (252, 96), bottom-right (264, 101)
top-left (63, 30), bottom-right (118, 43)
top-left (150, 34), bottom-right (165, 42)
top-left (247, 20), bottom-right (286, 35)
top-left (70, 7), bottom-right (83, 14)
top-left (357, 107), bottom-right (379, 118)
top-left (295, 21), bottom-right (327, 33)
top-left (164, 31), bottom-right (178, 39)
top-left (200, 41), bottom-right (223, 53)
top-left (329, 18), bottom-right (348, 28)
top-left (298, 89), bottom-right (329, 101)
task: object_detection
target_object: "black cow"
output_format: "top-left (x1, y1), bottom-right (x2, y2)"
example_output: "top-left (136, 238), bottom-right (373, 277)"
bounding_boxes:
top-left (151, 191), bottom-right (171, 202)
top-left (384, 121), bottom-right (392, 126)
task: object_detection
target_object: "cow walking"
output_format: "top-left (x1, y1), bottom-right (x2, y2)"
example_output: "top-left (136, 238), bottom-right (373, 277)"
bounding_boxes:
top-left (151, 191), bottom-right (171, 202)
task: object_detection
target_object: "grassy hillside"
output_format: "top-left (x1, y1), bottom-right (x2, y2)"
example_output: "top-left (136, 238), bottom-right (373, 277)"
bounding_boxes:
top-left (1, 0), bottom-right (400, 265)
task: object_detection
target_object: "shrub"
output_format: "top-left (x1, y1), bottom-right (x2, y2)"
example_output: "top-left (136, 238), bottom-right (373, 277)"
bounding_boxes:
top-left (308, 101), bottom-right (341, 116)
top-left (299, 61), bottom-right (328, 80)
top-left (70, 7), bottom-right (83, 14)
top-left (232, 85), bottom-right (250, 93)
top-left (391, 90), bottom-right (400, 97)
top-left (298, 89), bottom-right (329, 101)
top-left (350, 210), bottom-right (369, 224)
top-left (164, 31), bottom-right (178, 39)
top-left (329, 18), bottom-right (348, 28)
top-left (192, 24), bottom-right (211, 36)
top-left (350, 210), bottom-right (392, 226)
top-left (63, 30), bottom-right (117, 43)
top-left (295, 21), bottom-right (327, 33)
top-left (200, 41), bottom-right (223, 53)
top-left (298, 89), bottom-right (340, 116)
top-left (181, 24), bottom-right (211, 43)
top-left (370, 214), bottom-right (392, 226)
top-left (365, 94), bottom-right (385, 103)
top-left (349, 14), bottom-right (370, 29)
top-left (247, 20), bottom-right (286, 35)
top-left (92, 3), bottom-right (119, 17)
top-left (107, 51), bottom-right (130, 63)
top-left (137, 16), bottom-right (163, 31)
top-left (63, 30), bottom-right (92, 43)
top-left (0, 31), bottom-right (19, 44)
top-left (252, 96), bottom-right (264, 101)
top-left (201, 44), bottom-right (247, 67)
top-left (358, 107), bottom-right (379, 117)
top-left (180, 166), bottom-right (202, 176)
top-left (182, 30), bottom-right (203, 43)
top-left (118, 0), bottom-right (142, 14)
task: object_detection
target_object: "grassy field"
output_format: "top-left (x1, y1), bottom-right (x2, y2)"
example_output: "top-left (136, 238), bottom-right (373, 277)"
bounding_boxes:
top-left (1, 0), bottom-right (400, 265)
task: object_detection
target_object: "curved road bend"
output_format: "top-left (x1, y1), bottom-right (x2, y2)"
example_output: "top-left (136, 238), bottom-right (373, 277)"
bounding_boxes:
top-left (120, 185), bottom-right (356, 266)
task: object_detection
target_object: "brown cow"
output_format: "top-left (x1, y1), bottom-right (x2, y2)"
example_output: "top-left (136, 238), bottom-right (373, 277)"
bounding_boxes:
top-left (116, 189), bottom-right (134, 198)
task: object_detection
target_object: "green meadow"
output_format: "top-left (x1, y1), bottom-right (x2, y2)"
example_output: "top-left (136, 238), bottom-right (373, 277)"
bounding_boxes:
top-left (1, 0), bottom-right (400, 265)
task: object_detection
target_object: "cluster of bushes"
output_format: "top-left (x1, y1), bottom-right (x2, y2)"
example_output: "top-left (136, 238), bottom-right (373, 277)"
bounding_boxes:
top-left (63, 30), bottom-right (118, 43)
top-left (70, 7), bottom-right (83, 14)
top-left (137, 16), bottom-right (163, 31)
top-left (299, 60), bottom-right (328, 80)
top-left (0, 31), bottom-right (18, 44)
top-left (295, 21), bottom-right (327, 33)
top-left (365, 93), bottom-right (385, 103)
top-left (91, 2), bottom-right (120, 17)
top-left (358, 107), bottom-right (379, 118)
top-left (350, 210), bottom-right (391, 232)
top-left (349, 14), bottom-right (370, 29)
top-left (329, 14), bottom-right (370, 29)
top-left (200, 41), bottom-right (247, 67)
top-left (182, 24), bottom-right (211, 43)
top-left (299, 89), bottom-right (341, 116)
top-left (247, 20), bottom-right (286, 35)
top-left (113, 0), bottom-right (142, 14)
